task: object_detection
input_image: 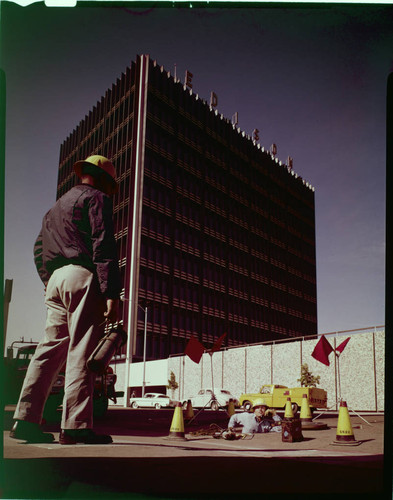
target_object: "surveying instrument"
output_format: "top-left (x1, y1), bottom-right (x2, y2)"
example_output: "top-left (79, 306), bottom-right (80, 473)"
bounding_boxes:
top-left (187, 350), bottom-right (224, 424)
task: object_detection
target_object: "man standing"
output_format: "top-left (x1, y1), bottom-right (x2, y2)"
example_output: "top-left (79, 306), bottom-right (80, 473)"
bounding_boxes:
top-left (227, 398), bottom-right (282, 434)
top-left (10, 155), bottom-right (122, 445)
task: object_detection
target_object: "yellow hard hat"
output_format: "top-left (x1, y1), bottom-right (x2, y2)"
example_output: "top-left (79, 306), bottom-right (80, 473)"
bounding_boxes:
top-left (252, 398), bottom-right (269, 410)
top-left (74, 155), bottom-right (118, 193)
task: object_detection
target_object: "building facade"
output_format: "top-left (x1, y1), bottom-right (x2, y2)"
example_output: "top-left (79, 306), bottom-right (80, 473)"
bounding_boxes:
top-left (57, 54), bottom-right (317, 365)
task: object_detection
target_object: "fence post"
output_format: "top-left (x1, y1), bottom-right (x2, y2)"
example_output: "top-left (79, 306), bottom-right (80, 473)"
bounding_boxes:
top-left (300, 338), bottom-right (303, 365)
top-left (244, 348), bottom-right (247, 393)
top-left (300, 339), bottom-right (303, 382)
top-left (201, 354), bottom-right (203, 389)
top-left (222, 350), bottom-right (224, 388)
top-left (372, 329), bottom-right (378, 411)
top-left (333, 336), bottom-right (338, 410)
top-left (180, 356), bottom-right (184, 401)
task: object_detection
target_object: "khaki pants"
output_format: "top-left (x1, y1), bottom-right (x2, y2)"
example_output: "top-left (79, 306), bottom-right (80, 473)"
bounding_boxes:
top-left (14, 265), bottom-right (106, 429)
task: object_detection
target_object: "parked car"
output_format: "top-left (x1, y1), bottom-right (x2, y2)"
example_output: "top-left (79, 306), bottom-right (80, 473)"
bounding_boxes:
top-left (183, 388), bottom-right (239, 411)
top-left (129, 393), bottom-right (175, 409)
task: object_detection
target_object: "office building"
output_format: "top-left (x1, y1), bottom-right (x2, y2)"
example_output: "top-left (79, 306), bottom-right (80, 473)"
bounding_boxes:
top-left (57, 54), bottom-right (317, 363)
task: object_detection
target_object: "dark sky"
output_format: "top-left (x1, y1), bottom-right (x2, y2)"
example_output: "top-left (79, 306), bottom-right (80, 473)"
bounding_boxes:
top-left (2, 2), bottom-right (391, 347)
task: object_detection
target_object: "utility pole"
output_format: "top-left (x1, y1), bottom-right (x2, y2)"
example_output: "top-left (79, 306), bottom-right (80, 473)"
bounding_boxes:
top-left (3, 279), bottom-right (13, 349)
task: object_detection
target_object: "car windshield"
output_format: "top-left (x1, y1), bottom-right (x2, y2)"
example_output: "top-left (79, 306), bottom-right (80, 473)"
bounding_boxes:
top-left (158, 395), bottom-right (168, 399)
top-left (220, 390), bottom-right (230, 394)
top-left (144, 394), bottom-right (153, 398)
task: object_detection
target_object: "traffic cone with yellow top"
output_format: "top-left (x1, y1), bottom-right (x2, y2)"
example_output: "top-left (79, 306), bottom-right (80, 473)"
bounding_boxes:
top-left (300, 393), bottom-right (312, 422)
top-left (284, 397), bottom-right (294, 420)
top-left (165, 402), bottom-right (187, 441)
top-left (299, 393), bottom-right (328, 430)
top-left (184, 399), bottom-right (194, 422)
top-left (331, 400), bottom-right (361, 446)
top-left (282, 397), bottom-right (303, 443)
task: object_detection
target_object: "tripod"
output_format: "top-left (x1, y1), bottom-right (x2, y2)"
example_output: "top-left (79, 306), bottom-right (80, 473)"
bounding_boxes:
top-left (187, 351), bottom-right (225, 425)
top-left (312, 353), bottom-right (372, 426)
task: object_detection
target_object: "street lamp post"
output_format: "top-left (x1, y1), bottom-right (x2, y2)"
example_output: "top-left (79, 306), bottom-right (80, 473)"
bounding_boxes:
top-left (121, 298), bottom-right (149, 404)
top-left (141, 303), bottom-right (148, 397)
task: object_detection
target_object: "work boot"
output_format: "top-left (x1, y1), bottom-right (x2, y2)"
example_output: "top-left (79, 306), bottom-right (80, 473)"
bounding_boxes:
top-left (10, 420), bottom-right (55, 443)
top-left (59, 429), bottom-right (113, 445)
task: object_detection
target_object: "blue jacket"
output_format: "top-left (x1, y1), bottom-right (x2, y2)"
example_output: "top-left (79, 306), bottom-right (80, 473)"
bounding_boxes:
top-left (34, 184), bottom-right (121, 299)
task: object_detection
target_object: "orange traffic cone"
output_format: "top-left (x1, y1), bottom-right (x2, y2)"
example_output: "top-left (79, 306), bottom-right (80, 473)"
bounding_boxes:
top-left (184, 399), bottom-right (194, 421)
top-left (284, 397), bottom-right (294, 420)
top-left (331, 401), bottom-right (361, 446)
top-left (227, 399), bottom-right (236, 417)
top-left (300, 394), bottom-right (312, 422)
top-left (166, 402), bottom-right (187, 440)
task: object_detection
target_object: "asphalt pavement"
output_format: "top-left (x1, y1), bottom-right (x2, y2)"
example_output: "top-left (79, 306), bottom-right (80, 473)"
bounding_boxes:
top-left (2, 405), bottom-right (389, 499)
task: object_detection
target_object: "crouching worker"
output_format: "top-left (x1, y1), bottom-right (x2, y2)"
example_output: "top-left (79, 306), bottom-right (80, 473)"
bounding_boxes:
top-left (227, 398), bottom-right (282, 435)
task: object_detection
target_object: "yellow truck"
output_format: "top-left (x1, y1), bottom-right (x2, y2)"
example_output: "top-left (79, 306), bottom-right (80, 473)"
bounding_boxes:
top-left (239, 384), bottom-right (327, 413)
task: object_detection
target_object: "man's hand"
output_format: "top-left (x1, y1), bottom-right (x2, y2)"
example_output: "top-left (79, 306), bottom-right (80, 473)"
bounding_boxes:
top-left (223, 430), bottom-right (238, 440)
top-left (104, 298), bottom-right (119, 324)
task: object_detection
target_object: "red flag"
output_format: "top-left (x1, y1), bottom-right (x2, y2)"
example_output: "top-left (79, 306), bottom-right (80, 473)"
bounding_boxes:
top-left (311, 335), bottom-right (334, 366)
top-left (336, 337), bottom-right (350, 354)
top-left (211, 333), bottom-right (227, 353)
top-left (185, 337), bottom-right (205, 364)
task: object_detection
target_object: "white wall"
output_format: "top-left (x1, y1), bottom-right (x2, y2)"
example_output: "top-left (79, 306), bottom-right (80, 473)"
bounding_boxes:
top-left (113, 329), bottom-right (385, 411)
top-left (168, 329), bottom-right (385, 411)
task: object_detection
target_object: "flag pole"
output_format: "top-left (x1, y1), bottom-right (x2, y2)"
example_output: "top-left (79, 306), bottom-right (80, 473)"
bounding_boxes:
top-left (337, 352), bottom-right (342, 402)
top-left (210, 351), bottom-right (215, 398)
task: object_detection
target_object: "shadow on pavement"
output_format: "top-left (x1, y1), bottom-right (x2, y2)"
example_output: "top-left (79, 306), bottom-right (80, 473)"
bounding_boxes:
top-left (2, 453), bottom-right (385, 499)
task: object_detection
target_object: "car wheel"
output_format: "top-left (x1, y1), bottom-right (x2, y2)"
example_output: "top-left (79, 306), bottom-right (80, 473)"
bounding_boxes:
top-left (243, 401), bottom-right (251, 411)
top-left (291, 402), bottom-right (299, 414)
top-left (210, 401), bottom-right (219, 411)
top-left (131, 401), bottom-right (138, 409)
top-left (155, 403), bottom-right (161, 409)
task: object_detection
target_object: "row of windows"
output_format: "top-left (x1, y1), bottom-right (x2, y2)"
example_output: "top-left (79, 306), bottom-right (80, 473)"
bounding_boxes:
top-left (142, 178), bottom-right (314, 252)
top-left (139, 225), bottom-right (316, 282)
top-left (141, 198), bottom-right (315, 260)
top-left (127, 308), bottom-right (317, 358)
top-left (137, 264), bottom-right (316, 312)
top-left (147, 179), bottom-right (310, 253)
top-left (144, 116), bottom-right (314, 230)
top-left (131, 316), bottom-right (316, 359)
top-left (131, 307), bottom-right (316, 358)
